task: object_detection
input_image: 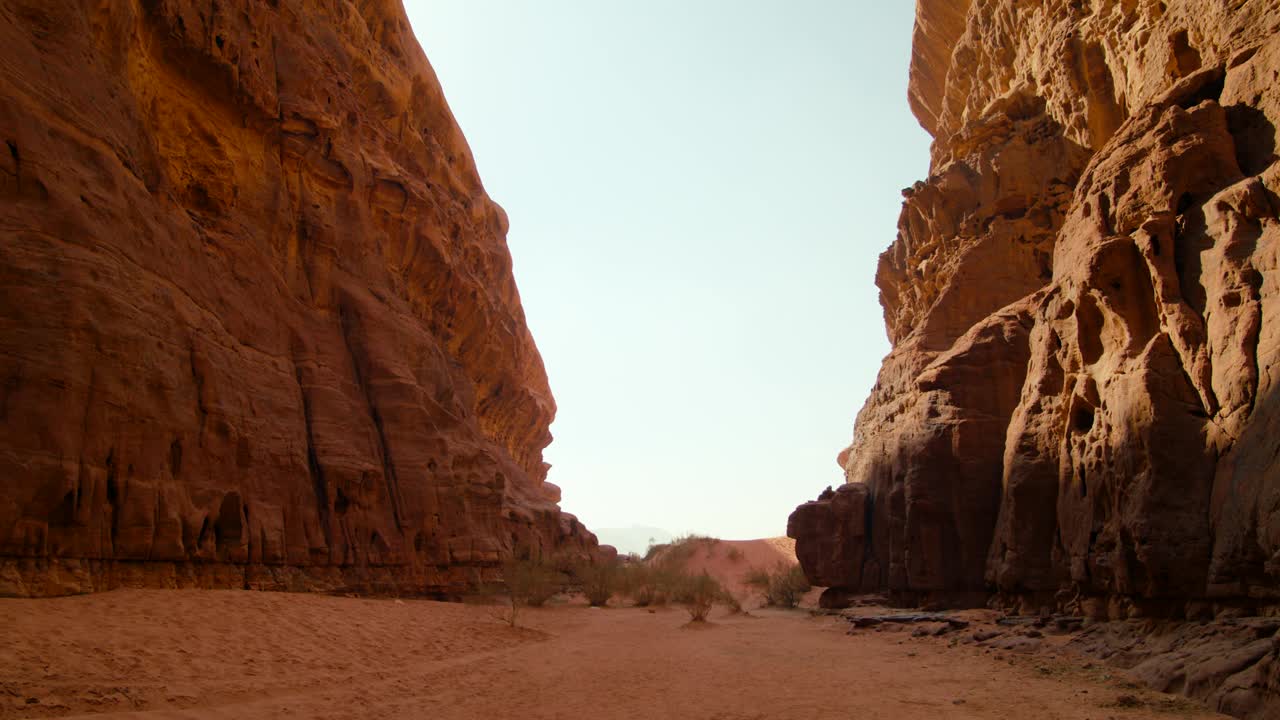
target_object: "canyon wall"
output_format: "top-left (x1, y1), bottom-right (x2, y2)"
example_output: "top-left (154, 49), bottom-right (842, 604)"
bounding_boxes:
top-left (791, 0), bottom-right (1280, 616)
top-left (0, 0), bottom-right (596, 597)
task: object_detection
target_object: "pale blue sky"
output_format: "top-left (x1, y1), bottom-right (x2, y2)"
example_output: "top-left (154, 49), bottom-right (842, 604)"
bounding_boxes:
top-left (404, 1), bottom-right (932, 540)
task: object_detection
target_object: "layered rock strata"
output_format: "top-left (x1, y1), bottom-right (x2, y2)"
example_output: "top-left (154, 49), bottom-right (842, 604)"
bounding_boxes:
top-left (791, 0), bottom-right (1280, 618)
top-left (0, 0), bottom-right (596, 597)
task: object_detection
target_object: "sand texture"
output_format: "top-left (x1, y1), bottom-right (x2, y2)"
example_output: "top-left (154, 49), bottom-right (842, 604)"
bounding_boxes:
top-left (0, 590), bottom-right (1230, 719)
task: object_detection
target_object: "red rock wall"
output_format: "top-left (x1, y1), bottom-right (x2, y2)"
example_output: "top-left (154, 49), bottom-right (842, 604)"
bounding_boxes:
top-left (791, 0), bottom-right (1280, 615)
top-left (0, 0), bottom-right (596, 597)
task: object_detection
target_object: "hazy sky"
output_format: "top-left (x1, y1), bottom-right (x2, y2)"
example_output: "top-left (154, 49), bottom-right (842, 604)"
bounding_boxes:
top-left (404, 1), bottom-right (932, 540)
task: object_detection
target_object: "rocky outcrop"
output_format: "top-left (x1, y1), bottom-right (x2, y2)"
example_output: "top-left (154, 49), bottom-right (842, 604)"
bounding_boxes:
top-left (0, 0), bottom-right (596, 597)
top-left (791, 0), bottom-right (1280, 617)
top-left (1068, 616), bottom-right (1280, 718)
top-left (839, 605), bottom-right (1280, 720)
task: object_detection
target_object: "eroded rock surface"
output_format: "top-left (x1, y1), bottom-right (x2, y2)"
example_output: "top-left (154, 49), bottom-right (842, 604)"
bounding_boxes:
top-left (840, 604), bottom-right (1280, 719)
top-left (0, 0), bottom-right (596, 596)
top-left (1069, 617), bottom-right (1280, 718)
top-left (791, 0), bottom-right (1280, 621)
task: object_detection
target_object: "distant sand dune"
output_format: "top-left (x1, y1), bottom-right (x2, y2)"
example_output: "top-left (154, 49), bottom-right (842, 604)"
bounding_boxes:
top-left (650, 536), bottom-right (800, 604)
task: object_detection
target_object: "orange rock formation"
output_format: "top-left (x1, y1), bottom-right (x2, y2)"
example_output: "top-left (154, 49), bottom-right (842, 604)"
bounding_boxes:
top-left (0, 0), bottom-right (596, 596)
top-left (791, 0), bottom-right (1280, 616)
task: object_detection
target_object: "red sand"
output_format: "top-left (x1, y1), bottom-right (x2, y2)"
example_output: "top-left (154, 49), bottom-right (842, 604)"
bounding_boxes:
top-left (0, 589), bottom-right (1226, 719)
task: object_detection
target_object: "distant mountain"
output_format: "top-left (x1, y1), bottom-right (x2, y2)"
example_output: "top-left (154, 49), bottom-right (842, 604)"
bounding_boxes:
top-left (593, 526), bottom-right (675, 556)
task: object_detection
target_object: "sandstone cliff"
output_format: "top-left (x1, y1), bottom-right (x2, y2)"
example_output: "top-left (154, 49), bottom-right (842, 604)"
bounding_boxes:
top-left (791, 0), bottom-right (1280, 620)
top-left (0, 0), bottom-right (596, 597)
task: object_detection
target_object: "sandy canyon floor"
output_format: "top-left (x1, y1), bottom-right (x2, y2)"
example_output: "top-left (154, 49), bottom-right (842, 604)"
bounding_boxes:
top-left (0, 589), bottom-right (1227, 720)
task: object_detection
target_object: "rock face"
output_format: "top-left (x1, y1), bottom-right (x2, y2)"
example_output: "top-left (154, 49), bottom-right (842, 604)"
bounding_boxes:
top-left (0, 0), bottom-right (596, 597)
top-left (790, 0), bottom-right (1280, 616)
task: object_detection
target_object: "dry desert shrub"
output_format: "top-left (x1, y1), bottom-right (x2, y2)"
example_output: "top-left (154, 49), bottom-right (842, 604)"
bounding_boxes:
top-left (644, 534), bottom-right (716, 562)
top-left (673, 571), bottom-right (723, 622)
top-left (745, 563), bottom-right (811, 609)
top-left (769, 564), bottom-right (811, 608)
top-left (631, 548), bottom-right (698, 606)
top-left (574, 557), bottom-right (622, 607)
top-left (744, 567), bottom-right (771, 595)
top-left (625, 559), bottom-right (671, 606)
top-left (620, 563), bottom-right (657, 606)
top-left (643, 540), bottom-right (670, 562)
top-left (719, 587), bottom-right (744, 614)
top-left (496, 553), bottom-right (563, 626)
top-left (628, 535), bottom-right (736, 619)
